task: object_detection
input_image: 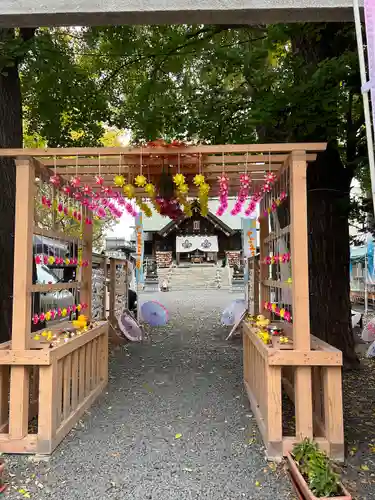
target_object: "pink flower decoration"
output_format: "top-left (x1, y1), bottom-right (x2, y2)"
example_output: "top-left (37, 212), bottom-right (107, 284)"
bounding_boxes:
top-left (57, 202), bottom-right (63, 212)
top-left (70, 176), bottom-right (81, 188)
top-left (265, 172), bottom-right (277, 183)
top-left (82, 185), bottom-right (92, 195)
top-left (50, 175), bottom-right (61, 187)
top-left (43, 255), bottom-right (48, 265)
top-left (57, 308), bottom-right (62, 317)
top-left (72, 304), bottom-right (77, 312)
top-left (95, 175), bottom-right (104, 186)
top-left (35, 255), bottom-right (42, 264)
top-left (73, 192), bottom-right (82, 201)
top-left (97, 207), bottom-right (106, 218)
top-left (33, 314), bottom-right (39, 325)
top-left (63, 186), bottom-right (72, 195)
top-left (39, 312), bottom-right (45, 322)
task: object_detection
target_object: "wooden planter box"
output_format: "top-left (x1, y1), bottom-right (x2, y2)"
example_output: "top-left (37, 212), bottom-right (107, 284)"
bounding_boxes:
top-left (287, 453), bottom-right (351, 500)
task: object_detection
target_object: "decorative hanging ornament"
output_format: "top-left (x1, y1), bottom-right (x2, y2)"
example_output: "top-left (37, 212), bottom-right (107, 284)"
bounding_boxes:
top-left (114, 175), bottom-right (125, 187)
top-left (95, 175), bottom-right (104, 186)
top-left (134, 174), bottom-right (147, 187)
top-left (70, 176), bottom-right (81, 188)
top-left (50, 175), bottom-right (61, 187)
top-left (216, 174), bottom-right (229, 216)
top-left (231, 173), bottom-right (251, 215)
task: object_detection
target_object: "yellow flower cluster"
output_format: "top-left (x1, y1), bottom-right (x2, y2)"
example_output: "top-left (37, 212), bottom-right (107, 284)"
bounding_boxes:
top-left (114, 174), bottom-right (125, 187)
top-left (257, 330), bottom-right (271, 344)
top-left (135, 175), bottom-right (147, 187)
top-left (136, 199), bottom-right (152, 218)
top-left (123, 184), bottom-right (135, 199)
top-left (193, 174), bottom-right (210, 216)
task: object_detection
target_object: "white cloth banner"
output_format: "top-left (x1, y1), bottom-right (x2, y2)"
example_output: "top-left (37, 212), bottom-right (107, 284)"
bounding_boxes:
top-left (176, 235), bottom-right (218, 253)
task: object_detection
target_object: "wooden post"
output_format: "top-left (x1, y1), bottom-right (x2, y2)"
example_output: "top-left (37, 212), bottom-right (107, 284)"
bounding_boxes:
top-left (9, 158), bottom-right (35, 439)
top-left (289, 151), bottom-right (313, 440)
top-left (289, 151), bottom-right (310, 349)
top-left (101, 256), bottom-right (107, 320)
top-left (81, 208), bottom-right (93, 321)
top-left (38, 363), bottom-right (58, 454)
top-left (259, 216), bottom-right (269, 318)
top-left (266, 366), bottom-right (283, 458)
top-left (109, 259), bottom-right (116, 324)
top-left (323, 367), bottom-right (344, 459)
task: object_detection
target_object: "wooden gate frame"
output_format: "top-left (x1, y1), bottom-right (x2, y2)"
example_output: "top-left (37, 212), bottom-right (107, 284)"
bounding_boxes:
top-left (0, 156), bottom-right (108, 454)
top-left (243, 150), bottom-right (344, 461)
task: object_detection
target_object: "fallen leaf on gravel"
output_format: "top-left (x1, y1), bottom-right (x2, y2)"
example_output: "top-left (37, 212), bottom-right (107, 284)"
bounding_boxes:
top-left (175, 433), bottom-right (182, 439)
top-left (255, 480), bottom-right (261, 487)
top-left (361, 465), bottom-right (370, 471)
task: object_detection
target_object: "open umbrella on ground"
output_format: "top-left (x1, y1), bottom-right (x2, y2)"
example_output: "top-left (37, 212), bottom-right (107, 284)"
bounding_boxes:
top-left (221, 299), bottom-right (247, 326)
top-left (141, 300), bottom-right (169, 327)
top-left (117, 311), bottom-right (143, 342)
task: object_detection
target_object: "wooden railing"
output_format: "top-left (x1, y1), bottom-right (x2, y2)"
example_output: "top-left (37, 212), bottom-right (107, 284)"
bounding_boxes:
top-left (0, 322), bottom-right (108, 454)
top-left (243, 323), bottom-right (344, 461)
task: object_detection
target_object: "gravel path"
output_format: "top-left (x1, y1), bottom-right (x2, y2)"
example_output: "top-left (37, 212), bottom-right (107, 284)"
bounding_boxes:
top-left (5, 290), bottom-right (293, 500)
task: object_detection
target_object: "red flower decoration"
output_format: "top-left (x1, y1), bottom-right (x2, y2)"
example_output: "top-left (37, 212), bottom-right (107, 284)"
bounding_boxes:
top-left (50, 175), bottom-right (61, 187)
top-left (70, 176), bottom-right (81, 188)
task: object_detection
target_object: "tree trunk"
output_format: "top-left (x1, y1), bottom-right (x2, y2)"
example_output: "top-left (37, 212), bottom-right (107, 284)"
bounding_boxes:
top-left (307, 144), bottom-right (359, 368)
top-left (0, 29), bottom-right (23, 342)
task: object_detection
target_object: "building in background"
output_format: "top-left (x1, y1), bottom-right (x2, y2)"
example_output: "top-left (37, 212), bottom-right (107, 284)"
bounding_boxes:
top-left (143, 199), bottom-right (247, 267)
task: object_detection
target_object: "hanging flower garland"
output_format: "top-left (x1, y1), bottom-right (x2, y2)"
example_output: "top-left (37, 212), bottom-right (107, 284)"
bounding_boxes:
top-left (262, 252), bottom-right (291, 265)
top-left (193, 170), bottom-right (210, 216)
top-left (244, 171), bottom-right (278, 216)
top-left (216, 174), bottom-right (229, 216)
top-left (34, 254), bottom-right (89, 267)
top-left (32, 302), bottom-right (88, 326)
top-left (231, 172), bottom-right (251, 215)
top-left (264, 301), bottom-right (292, 322)
top-left (173, 169), bottom-right (192, 217)
top-left (260, 191), bottom-right (287, 219)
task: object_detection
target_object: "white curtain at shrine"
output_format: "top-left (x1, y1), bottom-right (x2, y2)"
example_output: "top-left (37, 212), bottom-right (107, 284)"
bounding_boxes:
top-left (176, 235), bottom-right (219, 253)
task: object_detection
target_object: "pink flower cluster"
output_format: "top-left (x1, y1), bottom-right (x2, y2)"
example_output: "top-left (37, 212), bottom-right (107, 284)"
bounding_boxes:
top-left (244, 192), bottom-right (262, 217)
top-left (231, 173), bottom-right (251, 215)
top-left (243, 172), bottom-right (278, 216)
top-left (262, 252), bottom-right (291, 265)
top-left (261, 191), bottom-right (287, 218)
top-left (35, 254), bottom-right (89, 267)
top-left (32, 303), bottom-right (88, 325)
top-left (48, 174), bottom-right (138, 223)
top-left (216, 175), bottom-right (229, 216)
top-left (264, 301), bottom-right (292, 322)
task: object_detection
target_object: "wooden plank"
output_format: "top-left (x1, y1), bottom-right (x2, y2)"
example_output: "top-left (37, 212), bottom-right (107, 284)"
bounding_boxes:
top-left (264, 226), bottom-right (291, 244)
top-left (100, 329), bottom-right (109, 385)
top-left (43, 153), bottom-right (318, 168)
top-left (78, 346), bottom-right (86, 403)
top-left (37, 362), bottom-right (58, 454)
top-left (56, 360), bottom-right (63, 427)
top-left (0, 434), bottom-right (37, 454)
top-left (294, 366), bottom-right (313, 440)
top-left (266, 366), bottom-right (283, 459)
top-left (71, 349), bottom-right (79, 410)
top-left (0, 144), bottom-right (327, 157)
top-left (263, 280), bottom-right (291, 289)
top-left (0, 367), bottom-right (9, 427)
top-left (322, 366), bottom-right (344, 458)
top-left (289, 151), bottom-right (310, 350)
top-left (63, 354), bottom-right (72, 420)
top-left (49, 322), bottom-right (108, 361)
top-left (33, 226), bottom-right (79, 243)
top-left (12, 158), bottom-right (35, 350)
top-left (244, 380), bottom-right (268, 446)
top-left (48, 380), bottom-right (106, 455)
top-left (268, 349), bottom-right (342, 366)
top-left (109, 260), bottom-right (116, 324)
top-left (81, 208), bottom-right (93, 321)
top-left (91, 339), bottom-right (97, 389)
top-left (9, 366), bottom-right (29, 439)
top-left (243, 324), bottom-right (270, 360)
top-left (85, 342), bottom-right (92, 397)
top-left (0, 350), bottom-right (50, 365)
top-left (30, 282), bottom-right (79, 293)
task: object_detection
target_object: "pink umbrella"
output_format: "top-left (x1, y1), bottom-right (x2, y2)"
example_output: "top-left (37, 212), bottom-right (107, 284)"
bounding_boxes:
top-left (116, 311), bottom-right (143, 342)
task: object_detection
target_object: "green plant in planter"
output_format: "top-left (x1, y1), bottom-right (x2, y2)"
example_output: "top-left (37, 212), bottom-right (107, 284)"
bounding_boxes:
top-left (292, 439), bottom-right (340, 497)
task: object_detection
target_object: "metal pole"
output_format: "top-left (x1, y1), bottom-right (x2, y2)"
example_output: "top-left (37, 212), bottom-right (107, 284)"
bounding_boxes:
top-left (353, 0), bottom-right (375, 219)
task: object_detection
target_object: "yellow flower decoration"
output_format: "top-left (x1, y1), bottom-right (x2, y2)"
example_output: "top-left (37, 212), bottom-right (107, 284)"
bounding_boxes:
top-left (199, 183), bottom-right (210, 196)
top-left (144, 183), bottom-right (156, 197)
top-left (179, 183), bottom-right (189, 194)
top-left (271, 303), bottom-right (277, 312)
top-left (135, 175), bottom-right (147, 187)
top-left (193, 174), bottom-right (205, 186)
top-left (114, 174), bottom-right (125, 187)
top-left (279, 308), bottom-right (285, 318)
top-left (48, 255), bottom-right (55, 265)
top-left (123, 184), bottom-right (135, 198)
top-left (45, 311), bottom-right (51, 321)
top-left (62, 308), bottom-right (67, 317)
top-left (173, 173), bottom-right (186, 186)
top-left (33, 334), bottom-right (40, 341)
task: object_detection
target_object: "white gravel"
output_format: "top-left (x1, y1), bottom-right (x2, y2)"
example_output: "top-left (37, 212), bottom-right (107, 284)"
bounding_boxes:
top-left (5, 290), bottom-right (293, 499)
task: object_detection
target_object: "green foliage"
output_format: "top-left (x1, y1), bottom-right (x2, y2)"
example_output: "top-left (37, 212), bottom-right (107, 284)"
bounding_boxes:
top-left (293, 439), bottom-right (340, 497)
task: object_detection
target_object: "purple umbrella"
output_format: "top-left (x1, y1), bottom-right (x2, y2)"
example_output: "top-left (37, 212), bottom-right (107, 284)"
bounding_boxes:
top-left (141, 301), bottom-right (169, 327)
top-left (117, 311), bottom-right (143, 342)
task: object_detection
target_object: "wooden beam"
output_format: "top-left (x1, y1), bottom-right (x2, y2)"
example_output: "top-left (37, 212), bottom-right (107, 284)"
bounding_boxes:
top-left (0, 350), bottom-right (50, 365)
top-left (33, 226), bottom-right (79, 243)
top-left (30, 282), bottom-right (79, 293)
top-left (0, 143), bottom-right (327, 157)
top-left (42, 154), bottom-right (317, 167)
